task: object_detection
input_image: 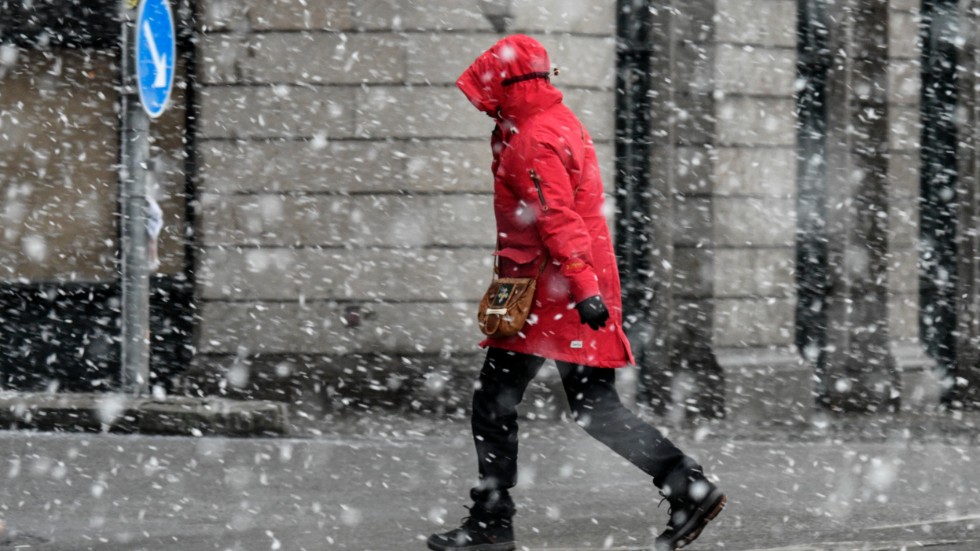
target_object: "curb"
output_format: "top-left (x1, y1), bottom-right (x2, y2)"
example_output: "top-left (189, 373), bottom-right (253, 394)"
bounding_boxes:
top-left (0, 392), bottom-right (289, 436)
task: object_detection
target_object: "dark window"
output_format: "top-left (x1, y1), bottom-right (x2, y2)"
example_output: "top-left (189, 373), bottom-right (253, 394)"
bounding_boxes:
top-left (1, 0), bottom-right (119, 48)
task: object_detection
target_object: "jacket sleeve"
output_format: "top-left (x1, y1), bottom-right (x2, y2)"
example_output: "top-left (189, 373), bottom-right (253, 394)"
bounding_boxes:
top-left (513, 141), bottom-right (600, 303)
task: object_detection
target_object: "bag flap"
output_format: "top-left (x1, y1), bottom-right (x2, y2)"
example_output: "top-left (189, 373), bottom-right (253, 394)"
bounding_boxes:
top-left (488, 278), bottom-right (534, 308)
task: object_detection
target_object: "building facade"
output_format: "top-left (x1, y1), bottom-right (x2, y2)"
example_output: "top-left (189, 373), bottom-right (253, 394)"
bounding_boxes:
top-left (1, 0), bottom-right (974, 418)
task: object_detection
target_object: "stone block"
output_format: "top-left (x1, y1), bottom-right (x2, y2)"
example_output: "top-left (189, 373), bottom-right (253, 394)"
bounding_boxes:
top-left (355, 87), bottom-right (489, 139)
top-left (511, 0), bottom-right (617, 35)
top-left (196, 300), bottom-right (481, 355)
top-left (406, 34), bottom-right (495, 84)
top-left (890, 0), bottom-right (920, 11)
top-left (403, 139), bottom-right (496, 192)
top-left (200, 138), bottom-right (493, 194)
top-left (671, 40), bottom-right (715, 95)
top-left (547, 35), bottom-right (617, 89)
top-left (888, 58), bottom-right (921, 105)
top-left (201, 140), bottom-right (381, 193)
top-left (594, 143), bottom-right (616, 194)
top-left (410, 33), bottom-right (615, 89)
top-left (0, 392), bottom-right (289, 436)
top-left (561, 88), bottom-right (616, 142)
top-left (889, 292), bottom-right (920, 341)
top-left (714, 247), bottom-right (795, 297)
top-left (887, 245), bottom-right (919, 294)
top-left (900, 364), bottom-right (944, 412)
top-left (888, 151), bottom-right (921, 199)
top-left (716, 96), bottom-right (796, 147)
top-left (198, 0), bottom-right (250, 31)
top-left (673, 196), bottom-right (713, 247)
top-left (889, 105), bottom-right (921, 151)
top-left (675, 146), bottom-right (715, 195)
top-left (714, 146), bottom-right (795, 197)
top-left (714, 297), bottom-right (795, 347)
top-left (426, 195), bottom-right (496, 246)
top-left (652, 92), bottom-right (716, 146)
top-left (199, 194), bottom-right (495, 248)
top-left (137, 397), bottom-right (289, 436)
top-left (245, 0), bottom-right (353, 30)
top-left (889, 10), bottom-right (922, 59)
top-left (351, 0), bottom-right (491, 31)
top-left (198, 85), bottom-right (356, 139)
top-left (718, 347), bottom-right (812, 422)
top-left (889, 197), bottom-right (920, 247)
top-left (671, 0), bottom-right (717, 44)
top-left (714, 197), bottom-right (796, 246)
top-left (196, 247), bottom-right (490, 301)
top-left (0, 392), bottom-right (134, 432)
top-left (673, 246), bottom-right (713, 298)
top-left (198, 33), bottom-right (245, 84)
top-left (240, 33), bottom-right (405, 84)
top-left (186, 352), bottom-right (494, 416)
top-left (716, 0), bottom-right (797, 47)
top-left (715, 45), bottom-right (796, 96)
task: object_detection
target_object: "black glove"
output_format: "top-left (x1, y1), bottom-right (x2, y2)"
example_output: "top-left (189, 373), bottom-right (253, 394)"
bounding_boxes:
top-left (576, 295), bottom-right (609, 330)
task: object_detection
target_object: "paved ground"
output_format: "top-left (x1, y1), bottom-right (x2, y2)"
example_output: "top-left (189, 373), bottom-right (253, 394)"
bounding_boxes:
top-left (1, 414), bottom-right (979, 551)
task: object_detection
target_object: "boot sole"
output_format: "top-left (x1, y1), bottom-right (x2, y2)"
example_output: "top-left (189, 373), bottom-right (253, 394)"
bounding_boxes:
top-left (426, 539), bottom-right (515, 551)
top-left (657, 490), bottom-right (727, 551)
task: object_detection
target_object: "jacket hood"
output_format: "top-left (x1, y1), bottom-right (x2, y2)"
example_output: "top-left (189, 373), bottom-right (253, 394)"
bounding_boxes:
top-left (457, 34), bottom-right (558, 119)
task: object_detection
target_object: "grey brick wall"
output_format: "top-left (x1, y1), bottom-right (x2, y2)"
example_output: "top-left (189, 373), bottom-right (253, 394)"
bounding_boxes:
top-left (191, 0), bottom-right (619, 408)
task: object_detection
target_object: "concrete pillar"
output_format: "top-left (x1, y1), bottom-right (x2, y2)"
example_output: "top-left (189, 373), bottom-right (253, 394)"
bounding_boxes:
top-left (953, 0), bottom-right (980, 407)
top-left (820, 0), bottom-right (900, 412)
top-left (643, 0), bottom-right (802, 421)
top-left (643, 0), bottom-right (725, 420)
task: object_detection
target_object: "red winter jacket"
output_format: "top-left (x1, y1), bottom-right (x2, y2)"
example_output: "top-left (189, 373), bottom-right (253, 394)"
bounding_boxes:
top-left (457, 34), bottom-right (635, 368)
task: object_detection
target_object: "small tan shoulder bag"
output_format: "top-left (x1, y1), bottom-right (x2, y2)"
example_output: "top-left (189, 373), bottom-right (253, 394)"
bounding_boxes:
top-left (477, 254), bottom-right (548, 338)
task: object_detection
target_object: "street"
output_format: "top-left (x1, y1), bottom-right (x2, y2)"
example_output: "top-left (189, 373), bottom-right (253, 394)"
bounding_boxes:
top-left (1, 416), bottom-right (979, 551)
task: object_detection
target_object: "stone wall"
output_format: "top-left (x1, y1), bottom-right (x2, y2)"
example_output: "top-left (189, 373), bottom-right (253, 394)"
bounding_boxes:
top-left (190, 0), bottom-right (619, 410)
top-left (186, 0), bottom-right (941, 417)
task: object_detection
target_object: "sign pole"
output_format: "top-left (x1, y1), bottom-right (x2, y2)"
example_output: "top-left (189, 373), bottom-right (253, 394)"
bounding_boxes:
top-left (120, 0), bottom-right (151, 395)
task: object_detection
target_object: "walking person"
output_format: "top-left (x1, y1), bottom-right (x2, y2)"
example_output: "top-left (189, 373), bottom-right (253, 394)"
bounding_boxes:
top-left (427, 35), bottom-right (726, 551)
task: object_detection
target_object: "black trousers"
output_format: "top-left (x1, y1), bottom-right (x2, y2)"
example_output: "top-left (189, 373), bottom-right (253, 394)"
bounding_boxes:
top-left (471, 347), bottom-right (691, 509)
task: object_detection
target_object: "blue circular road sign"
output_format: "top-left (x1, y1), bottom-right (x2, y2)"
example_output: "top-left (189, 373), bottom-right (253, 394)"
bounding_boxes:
top-left (136, 0), bottom-right (176, 118)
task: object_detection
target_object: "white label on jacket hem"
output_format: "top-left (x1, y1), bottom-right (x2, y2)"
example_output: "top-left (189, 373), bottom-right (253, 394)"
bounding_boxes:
top-left (570, 340), bottom-right (583, 349)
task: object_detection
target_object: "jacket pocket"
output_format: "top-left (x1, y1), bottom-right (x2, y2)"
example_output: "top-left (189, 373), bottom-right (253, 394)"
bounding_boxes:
top-left (495, 247), bottom-right (541, 266)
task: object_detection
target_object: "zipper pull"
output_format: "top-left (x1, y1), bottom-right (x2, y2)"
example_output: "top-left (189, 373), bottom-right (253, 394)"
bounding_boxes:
top-left (529, 169), bottom-right (548, 211)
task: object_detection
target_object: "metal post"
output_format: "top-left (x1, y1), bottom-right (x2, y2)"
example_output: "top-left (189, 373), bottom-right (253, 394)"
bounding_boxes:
top-left (119, 0), bottom-right (151, 395)
top-left (615, 0), bottom-right (658, 403)
top-left (795, 0), bottom-right (832, 400)
top-left (919, 0), bottom-right (960, 397)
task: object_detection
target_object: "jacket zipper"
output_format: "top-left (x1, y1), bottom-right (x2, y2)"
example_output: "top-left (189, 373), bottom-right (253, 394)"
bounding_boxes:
top-left (529, 169), bottom-right (548, 211)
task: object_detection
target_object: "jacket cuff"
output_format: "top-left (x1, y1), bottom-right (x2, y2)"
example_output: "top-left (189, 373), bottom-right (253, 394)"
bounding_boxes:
top-left (562, 262), bottom-right (600, 303)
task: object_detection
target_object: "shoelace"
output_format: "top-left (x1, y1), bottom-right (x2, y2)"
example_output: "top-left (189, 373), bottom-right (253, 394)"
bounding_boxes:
top-left (458, 506), bottom-right (487, 531)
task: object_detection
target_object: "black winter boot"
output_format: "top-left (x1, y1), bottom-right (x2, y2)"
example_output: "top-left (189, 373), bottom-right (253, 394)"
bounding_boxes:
top-left (427, 489), bottom-right (516, 551)
top-left (654, 464), bottom-right (726, 551)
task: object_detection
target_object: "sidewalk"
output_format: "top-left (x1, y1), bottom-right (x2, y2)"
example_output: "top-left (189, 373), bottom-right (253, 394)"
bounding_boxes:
top-left (0, 414), bottom-right (979, 550)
